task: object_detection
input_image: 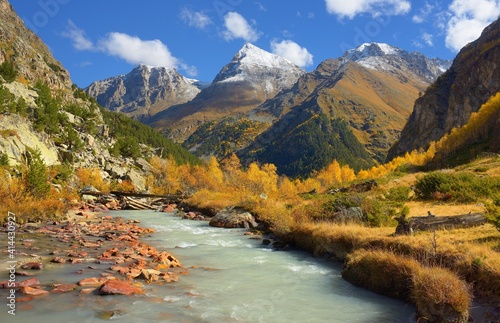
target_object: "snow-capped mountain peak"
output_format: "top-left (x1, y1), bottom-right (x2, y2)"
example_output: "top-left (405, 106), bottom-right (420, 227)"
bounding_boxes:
top-left (213, 43), bottom-right (304, 85)
top-left (341, 42), bottom-right (451, 81)
top-left (343, 42), bottom-right (401, 62)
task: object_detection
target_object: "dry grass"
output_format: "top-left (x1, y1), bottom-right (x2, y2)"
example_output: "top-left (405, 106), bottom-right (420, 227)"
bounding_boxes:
top-left (0, 173), bottom-right (67, 224)
top-left (288, 221), bottom-right (500, 301)
top-left (412, 267), bottom-right (470, 322)
top-left (342, 249), bottom-right (418, 300)
top-left (404, 201), bottom-right (485, 217)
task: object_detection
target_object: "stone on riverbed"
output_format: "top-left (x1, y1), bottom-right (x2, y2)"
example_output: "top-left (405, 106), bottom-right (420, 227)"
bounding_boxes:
top-left (51, 283), bottom-right (77, 293)
top-left (209, 207), bottom-right (258, 229)
top-left (98, 279), bottom-right (144, 296)
top-left (20, 286), bottom-right (49, 296)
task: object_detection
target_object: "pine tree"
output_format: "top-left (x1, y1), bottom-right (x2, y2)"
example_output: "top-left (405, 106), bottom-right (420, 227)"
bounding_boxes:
top-left (24, 148), bottom-right (51, 198)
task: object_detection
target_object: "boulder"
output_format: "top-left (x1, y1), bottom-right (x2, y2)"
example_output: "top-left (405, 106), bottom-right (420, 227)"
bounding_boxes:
top-left (108, 165), bottom-right (127, 178)
top-left (124, 169), bottom-right (146, 191)
top-left (209, 207), bottom-right (258, 229)
top-left (98, 280), bottom-right (144, 296)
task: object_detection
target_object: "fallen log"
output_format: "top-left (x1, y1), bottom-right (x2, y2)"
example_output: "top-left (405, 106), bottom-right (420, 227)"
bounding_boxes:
top-left (122, 197), bottom-right (156, 210)
top-left (395, 212), bottom-right (486, 235)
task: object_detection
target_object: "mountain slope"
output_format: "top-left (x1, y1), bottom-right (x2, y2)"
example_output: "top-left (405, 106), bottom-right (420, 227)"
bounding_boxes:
top-left (85, 65), bottom-right (203, 121)
top-left (0, 0), bottom-right (71, 91)
top-left (240, 43), bottom-right (451, 174)
top-left (387, 18), bottom-right (500, 161)
top-left (0, 0), bottom-right (198, 191)
top-left (148, 43), bottom-right (305, 141)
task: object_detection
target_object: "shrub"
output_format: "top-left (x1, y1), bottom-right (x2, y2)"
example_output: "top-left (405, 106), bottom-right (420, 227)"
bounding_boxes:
top-left (0, 152), bottom-right (9, 166)
top-left (24, 148), bottom-right (51, 198)
top-left (0, 60), bottom-right (17, 82)
top-left (76, 168), bottom-right (109, 192)
top-left (362, 198), bottom-right (396, 227)
top-left (414, 171), bottom-right (500, 203)
top-left (485, 199), bottom-right (500, 233)
top-left (385, 186), bottom-right (411, 202)
top-left (111, 136), bottom-right (142, 159)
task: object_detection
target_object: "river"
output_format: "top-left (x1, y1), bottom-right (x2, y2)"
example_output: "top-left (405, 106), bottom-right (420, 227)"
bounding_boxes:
top-left (1, 210), bottom-right (415, 322)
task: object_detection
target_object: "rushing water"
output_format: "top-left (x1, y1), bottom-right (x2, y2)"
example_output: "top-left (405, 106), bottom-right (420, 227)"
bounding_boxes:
top-left (2, 210), bottom-right (415, 322)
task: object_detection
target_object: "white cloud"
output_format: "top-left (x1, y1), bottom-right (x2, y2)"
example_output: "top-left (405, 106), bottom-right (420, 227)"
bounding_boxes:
top-left (422, 32), bottom-right (434, 46)
top-left (324, 0), bottom-right (411, 19)
top-left (222, 12), bottom-right (261, 42)
top-left (180, 8), bottom-right (212, 29)
top-left (98, 32), bottom-right (179, 68)
top-left (270, 40), bottom-right (313, 68)
top-left (62, 20), bottom-right (94, 51)
top-left (412, 2), bottom-right (435, 23)
top-left (62, 22), bottom-right (196, 74)
top-left (445, 0), bottom-right (500, 51)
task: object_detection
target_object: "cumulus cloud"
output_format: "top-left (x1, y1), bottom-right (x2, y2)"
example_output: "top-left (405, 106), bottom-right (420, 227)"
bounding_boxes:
top-left (325, 0), bottom-right (411, 19)
top-left (222, 12), bottom-right (261, 42)
top-left (445, 0), bottom-right (500, 51)
top-left (180, 8), bottom-right (212, 29)
top-left (270, 40), bottom-right (313, 68)
top-left (97, 32), bottom-right (179, 68)
top-left (62, 20), bottom-right (94, 51)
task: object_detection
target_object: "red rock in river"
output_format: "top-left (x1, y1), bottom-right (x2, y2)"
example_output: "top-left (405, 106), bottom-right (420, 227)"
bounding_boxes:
top-left (98, 280), bottom-right (144, 296)
top-left (78, 277), bottom-right (111, 287)
top-left (51, 284), bottom-right (77, 293)
top-left (20, 286), bottom-right (49, 296)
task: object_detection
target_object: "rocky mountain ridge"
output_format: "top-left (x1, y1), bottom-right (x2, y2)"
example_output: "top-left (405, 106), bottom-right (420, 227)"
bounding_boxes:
top-left (342, 42), bottom-right (450, 82)
top-left (85, 65), bottom-right (205, 121)
top-left (148, 43), bottom-right (305, 142)
top-left (238, 43), bottom-right (452, 175)
top-left (387, 17), bottom-right (500, 160)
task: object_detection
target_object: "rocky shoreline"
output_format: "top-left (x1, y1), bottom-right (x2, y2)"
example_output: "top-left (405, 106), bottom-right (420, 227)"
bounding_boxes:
top-left (0, 205), bottom-right (187, 312)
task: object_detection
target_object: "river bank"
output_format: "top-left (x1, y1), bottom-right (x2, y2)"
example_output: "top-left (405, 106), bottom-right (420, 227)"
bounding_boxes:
top-left (0, 207), bottom-right (185, 319)
top-left (0, 207), bottom-right (419, 322)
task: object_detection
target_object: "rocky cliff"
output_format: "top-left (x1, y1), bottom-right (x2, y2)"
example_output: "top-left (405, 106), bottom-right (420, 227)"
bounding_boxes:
top-left (0, 0), bottom-right (71, 91)
top-left (387, 18), bottom-right (500, 160)
top-left (85, 65), bottom-right (204, 121)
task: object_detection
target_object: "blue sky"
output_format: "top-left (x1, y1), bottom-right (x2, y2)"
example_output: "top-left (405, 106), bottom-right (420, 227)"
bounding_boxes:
top-left (8, 0), bottom-right (500, 87)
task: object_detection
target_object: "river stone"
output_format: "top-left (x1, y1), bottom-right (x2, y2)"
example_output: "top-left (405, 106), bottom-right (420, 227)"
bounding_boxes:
top-left (20, 286), bottom-right (49, 296)
top-left (209, 207), bottom-right (258, 229)
top-left (98, 279), bottom-right (144, 296)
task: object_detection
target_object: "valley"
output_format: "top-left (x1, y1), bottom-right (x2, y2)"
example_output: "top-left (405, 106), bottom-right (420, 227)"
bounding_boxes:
top-left (1, 0), bottom-right (500, 322)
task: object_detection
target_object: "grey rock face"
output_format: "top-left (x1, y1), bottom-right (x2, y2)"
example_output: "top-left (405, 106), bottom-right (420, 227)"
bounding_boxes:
top-left (85, 65), bottom-right (203, 120)
top-left (387, 18), bottom-right (500, 160)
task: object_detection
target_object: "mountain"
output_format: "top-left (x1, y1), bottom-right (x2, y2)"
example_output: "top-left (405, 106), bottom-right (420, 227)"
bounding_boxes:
top-left (148, 43), bottom-right (305, 141)
top-left (85, 65), bottom-right (204, 121)
top-left (387, 18), bottom-right (500, 161)
top-left (0, 0), bottom-right (198, 192)
top-left (238, 43), bottom-right (451, 176)
top-left (0, 0), bottom-right (71, 91)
